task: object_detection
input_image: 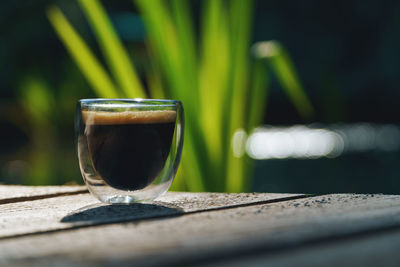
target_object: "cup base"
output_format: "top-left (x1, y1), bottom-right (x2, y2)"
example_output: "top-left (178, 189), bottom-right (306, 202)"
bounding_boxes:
top-left (104, 195), bottom-right (155, 204)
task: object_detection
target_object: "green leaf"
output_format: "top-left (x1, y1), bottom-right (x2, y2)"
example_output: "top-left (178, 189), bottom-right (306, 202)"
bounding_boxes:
top-left (254, 41), bottom-right (315, 120)
top-left (225, 0), bottom-right (254, 193)
top-left (46, 5), bottom-right (118, 98)
top-left (247, 59), bottom-right (269, 132)
top-left (77, 0), bottom-right (146, 99)
top-left (19, 75), bottom-right (55, 125)
top-left (145, 50), bottom-right (166, 99)
top-left (197, 0), bottom-right (232, 190)
top-left (135, 0), bottom-right (208, 192)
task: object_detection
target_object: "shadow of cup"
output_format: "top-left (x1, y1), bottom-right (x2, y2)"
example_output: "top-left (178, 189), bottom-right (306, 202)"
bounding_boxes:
top-left (61, 202), bottom-right (184, 225)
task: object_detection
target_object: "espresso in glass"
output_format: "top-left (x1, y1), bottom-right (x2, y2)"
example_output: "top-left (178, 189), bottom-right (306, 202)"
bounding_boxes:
top-left (76, 99), bottom-right (184, 204)
top-left (82, 110), bottom-right (176, 190)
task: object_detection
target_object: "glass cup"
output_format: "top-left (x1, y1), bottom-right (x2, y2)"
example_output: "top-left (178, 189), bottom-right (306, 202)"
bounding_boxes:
top-left (75, 99), bottom-right (184, 204)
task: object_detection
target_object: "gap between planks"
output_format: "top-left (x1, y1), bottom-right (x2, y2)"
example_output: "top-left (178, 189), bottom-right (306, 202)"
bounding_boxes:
top-left (0, 189), bottom-right (89, 205)
top-left (0, 194), bottom-right (399, 266)
top-left (0, 192), bottom-right (312, 241)
top-left (0, 186), bottom-right (88, 205)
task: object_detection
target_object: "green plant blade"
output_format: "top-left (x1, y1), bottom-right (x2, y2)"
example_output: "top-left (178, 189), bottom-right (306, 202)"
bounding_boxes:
top-left (135, 0), bottom-right (209, 192)
top-left (238, 59), bottom-right (269, 193)
top-left (134, 0), bottom-right (181, 97)
top-left (254, 41), bottom-right (315, 119)
top-left (46, 5), bottom-right (118, 98)
top-left (247, 59), bottom-right (269, 133)
top-left (225, 0), bottom-right (254, 193)
top-left (145, 49), bottom-right (166, 99)
top-left (19, 75), bottom-right (56, 126)
top-left (171, 0), bottom-right (198, 99)
top-left (197, 0), bottom-right (232, 191)
top-left (174, 134), bottom-right (206, 191)
top-left (77, 0), bottom-right (145, 99)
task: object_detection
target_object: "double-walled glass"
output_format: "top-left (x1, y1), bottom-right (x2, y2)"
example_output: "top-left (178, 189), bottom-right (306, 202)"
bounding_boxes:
top-left (75, 99), bottom-right (184, 204)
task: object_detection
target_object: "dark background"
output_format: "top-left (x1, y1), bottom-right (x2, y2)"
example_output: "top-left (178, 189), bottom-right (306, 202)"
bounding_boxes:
top-left (1, 0), bottom-right (399, 192)
top-left (251, 1), bottom-right (400, 194)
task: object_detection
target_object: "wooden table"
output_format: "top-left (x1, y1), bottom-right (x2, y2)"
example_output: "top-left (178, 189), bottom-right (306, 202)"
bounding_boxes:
top-left (0, 186), bottom-right (399, 266)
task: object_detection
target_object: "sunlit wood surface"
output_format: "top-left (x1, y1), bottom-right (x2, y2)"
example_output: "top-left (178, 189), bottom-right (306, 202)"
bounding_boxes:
top-left (0, 186), bottom-right (398, 266)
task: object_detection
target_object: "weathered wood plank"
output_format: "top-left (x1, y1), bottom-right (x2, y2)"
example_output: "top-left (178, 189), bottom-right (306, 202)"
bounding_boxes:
top-left (0, 193), bottom-right (399, 266)
top-left (214, 227), bottom-right (400, 267)
top-left (0, 185), bottom-right (87, 204)
top-left (0, 192), bottom-right (304, 238)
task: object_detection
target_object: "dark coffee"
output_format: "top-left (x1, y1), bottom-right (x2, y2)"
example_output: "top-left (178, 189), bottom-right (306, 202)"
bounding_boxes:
top-left (82, 110), bottom-right (176, 190)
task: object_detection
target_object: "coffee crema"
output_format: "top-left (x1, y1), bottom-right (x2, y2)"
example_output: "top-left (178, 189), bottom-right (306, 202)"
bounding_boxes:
top-left (82, 110), bottom-right (176, 191)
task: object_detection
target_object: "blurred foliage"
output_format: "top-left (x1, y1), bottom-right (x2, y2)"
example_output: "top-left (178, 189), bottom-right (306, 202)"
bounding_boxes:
top-left (11, 69), bottom-right (88, 185)
top-left (46, 0), bottom-right (313, 192)
top-left (1, 0), bottom-right (399, 192)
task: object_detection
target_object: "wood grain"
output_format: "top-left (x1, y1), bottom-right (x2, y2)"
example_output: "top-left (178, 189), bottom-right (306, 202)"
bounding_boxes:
top-left (216, 227), bottom-right (400, 267)
top-left (0, 191), bottom-right (305, 238)
top-left (0, 192), bottom-right (399, 266)
top-left (0, 185), bottom-right (87, 204)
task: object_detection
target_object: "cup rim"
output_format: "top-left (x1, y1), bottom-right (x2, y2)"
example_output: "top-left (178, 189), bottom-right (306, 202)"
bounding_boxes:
top-left (79, 98), bottom-right (181, 109)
